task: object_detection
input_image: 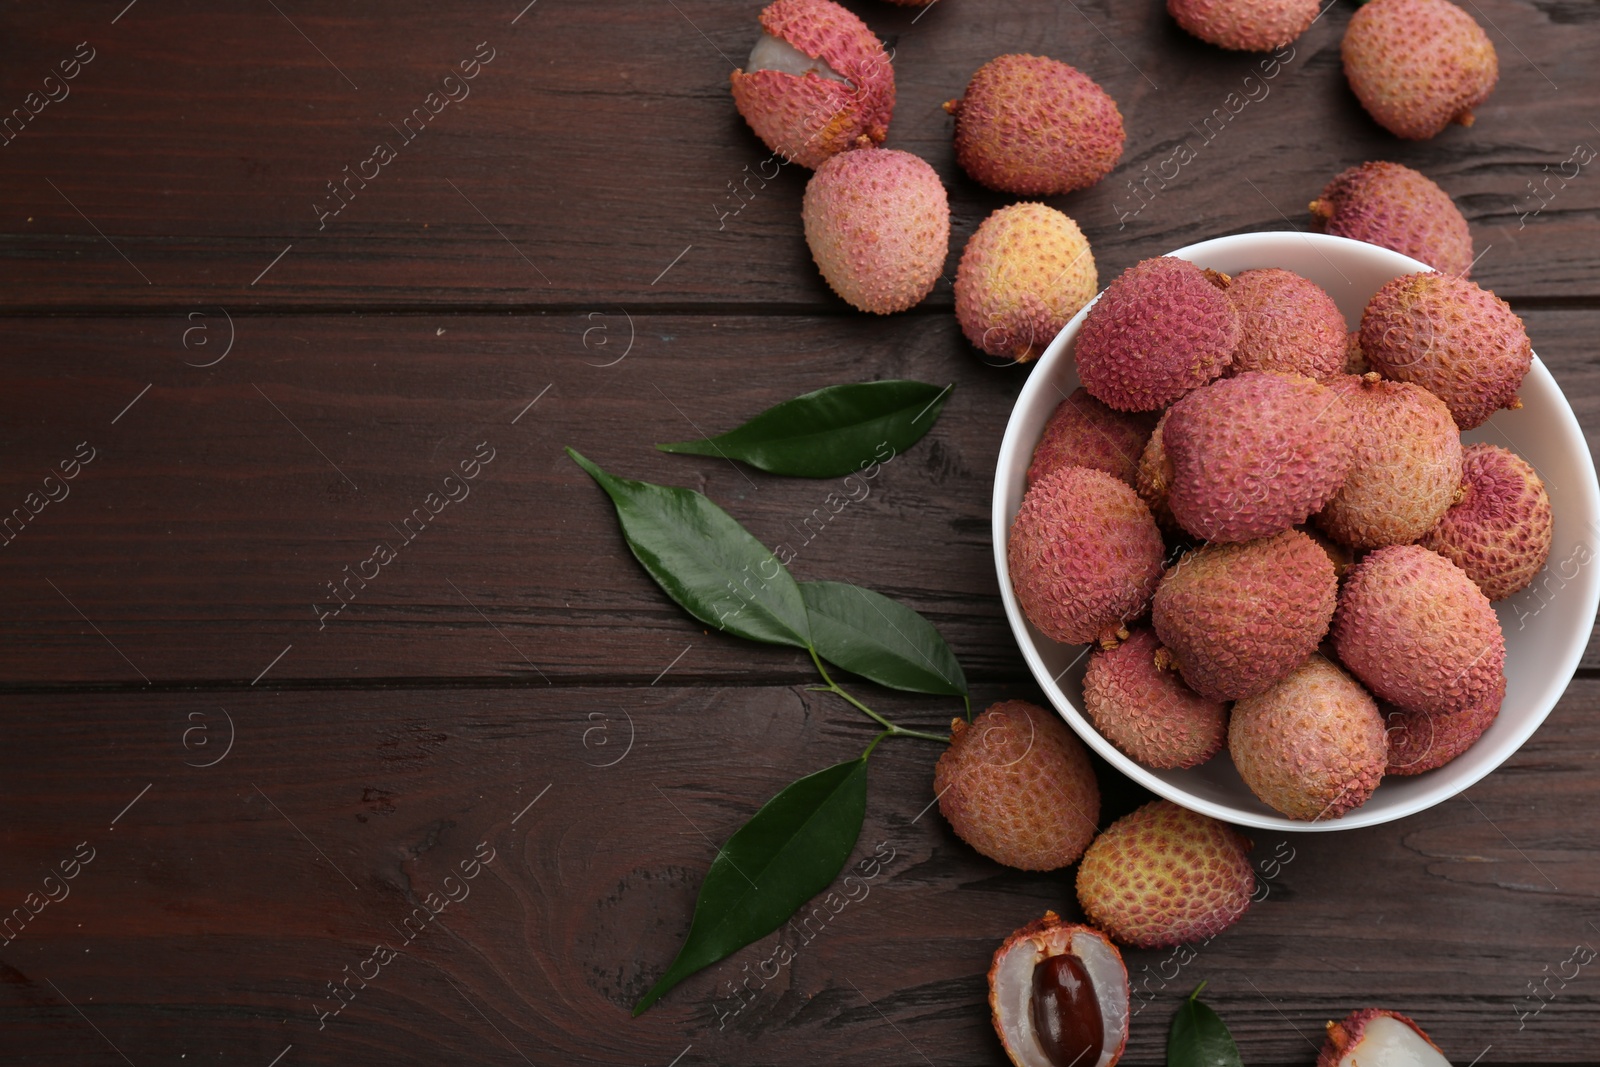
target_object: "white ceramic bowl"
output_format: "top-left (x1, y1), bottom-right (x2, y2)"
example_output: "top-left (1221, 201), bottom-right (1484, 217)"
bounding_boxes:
top-left (993, 232), bottom-right (1600, 831)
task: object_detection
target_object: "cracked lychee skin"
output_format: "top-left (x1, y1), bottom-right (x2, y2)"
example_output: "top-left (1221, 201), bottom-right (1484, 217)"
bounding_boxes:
top-left (1333, 545), bottom-right (1506, 719)
top-left (1360, 271), bottom-right (1531, 430)
top-left (1083, 628), bottom-right (1227, 770)
top-left (946, 54), bottom-right (1125, 196)
top-left (1225, 269), bottom-right (1347, 380)
top-left (1027, 387), bottom-right (1158, 489)
top-left (989, 913), bottom-right (1130, 1067)
top-left (730, 0), bottom-right (895, 170)
top-left (957, 203), bottom-right (1099, 362)
top-left (1318, 1009), bottom-right (1450, 1067)
top-left (1164, 372), bottom-right (1353, 543)
top-left (1009, 466), bottom-right (1167, 647)
top-left (1229, 655), bottom-right (1388, 820)
top-left (1074, 258), bottom-right (1239, 412)
top-left (1315, 374), bottom-right (1463, 549)
top-left (802, 148), bottom-right (949, 314)
top-left (1075, 801), bottom-right (1254, 949)
top-left (1342, 0), bottom-right (1498, 140)
top-left (1152, 530), bottom-right (1338, 701)
top-left (935, 701), bottom-right (1101, 871)
top-left (1419, 443), bottom-right (1553, 601)
top-left (1168, 0), bottom-right (1319, 51)
top-left (1382, 676), bottom-right (1503, 775)
top-left (1311, 161), bottom-right (1474, 276)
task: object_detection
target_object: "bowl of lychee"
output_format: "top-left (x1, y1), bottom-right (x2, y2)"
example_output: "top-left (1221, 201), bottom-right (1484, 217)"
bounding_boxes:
top-left (994, 230), bottom-right (1600, 831)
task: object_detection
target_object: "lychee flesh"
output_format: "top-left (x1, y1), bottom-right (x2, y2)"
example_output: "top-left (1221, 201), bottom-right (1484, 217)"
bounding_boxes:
top-left (990, 913), bottom-right (1129, 1067)
top-left (1009, 466), bottom-right (1167, 647)
top-left (1310, 161), bottom-right (1474, 276)
top-left (946, 54), bottom-right (1125, 196)
top-left (1318, 1009), bottom-right (1450, 1067)
top-left (1075, 800), bottom-right (1254, 949)
top-left (1028, 388), bottom-right (1157, 489)
top-left (1083, 628), bottom-right (1228, 770)
top-left (1383, 678), bottom-right (1502, 775)
top-left (1226, 269), bottom-right (1348, 380)
top-left (730, 0), bottom-right (895, 169)
top-left (802, 148), bottom-right (949, 314)
top-left (1074, 257), bottom-right (1239, 412)
top-left (935, 701), bottom-right (1101, 871)
top-left (1168, 0), bottom-right (1320, 52)
top-left (957, 203), bottom-right (1099, 362)
top-left (1229, 655), bottom-right (1388, 820)
top-left (1152, 529), bottom-right (1338, 702)
top-left (1342, 0), bottom-right (1498, 140)
top-left (1419, 443), bottom-right (1553, 601)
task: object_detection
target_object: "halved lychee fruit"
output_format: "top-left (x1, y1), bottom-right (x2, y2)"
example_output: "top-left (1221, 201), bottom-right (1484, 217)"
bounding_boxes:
top-left (1318, 1008), bottom-right (1450, 1067)
top-left (989, 912), bottom-right (1129, 1067)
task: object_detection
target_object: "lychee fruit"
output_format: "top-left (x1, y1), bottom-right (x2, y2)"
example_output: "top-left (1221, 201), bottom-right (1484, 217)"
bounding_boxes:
top-left (1344, 330), bottom-right (1369, 375)
top-left (1074, 257), bottom-right (1239, 412)
top-left (729, 0), bottom-right (895, 169)
top-left (1009, 466), bottom-right (1167, 647)
top-left (945, 54), bottom-right (1125, 196)
top-left (1028, 388), bottom-right (1157, 489)
top-left (802, 148), bottom-right (949, 314)
top-left (1314, 374), bottom-right (1463, 549)
top-left (1342, 0), bottom-right (1498, 140)
top-left (1168, 0), bottom-right (1320, 52)
top-left (1319, 1009), bottom-right (1450, 1067)
top-left (1152, 529), bottom-right (1338, 701)
top-left (1134, 411), bottom-right (1180, 535)
top-left (1075, 801), bottom-right (1255, 949)
top-left (1163, 372), bottom-right (1353, 543)
top-left (989, 912), bottom-right (1130, 1067)
top-left (1333, 545), bottom-right (1506, 719)
top-left (956, 203), bottom-right (1099, 363)
top-left (1310, 161), bottom-right (1474, 276)
top-left (1082, 628), bottom-right (1228, 770)
top-left (935, 701), bottom-right (1101, 871)
top-left (1226, 269), bottom-right (1348, 380)
top-left (1229, 655), bottom-right (1388, 820)
top-left (1419, 443), bottom-right (1553, 600)
top-left (1383, 679), bottom-right (1502, 775)
top-left (1360, 271), bottom-right (1531, 430)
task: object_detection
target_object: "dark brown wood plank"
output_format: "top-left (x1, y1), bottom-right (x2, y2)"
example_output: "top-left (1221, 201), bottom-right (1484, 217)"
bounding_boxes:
top-left (0, 0), bottom-right (1596, 309)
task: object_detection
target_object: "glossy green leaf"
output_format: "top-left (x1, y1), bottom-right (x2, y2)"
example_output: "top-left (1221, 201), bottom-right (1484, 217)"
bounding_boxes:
top-left (1168, 986), bottom-right (1243, 1067)
top-left (800, 580), bottom-right (968, 697)
top-left (656, 380), bottom-right (953, 478)
top-left (568, 448), bottom-right (810, 649)
top-left (633, 756), bottom-right (869, 1014)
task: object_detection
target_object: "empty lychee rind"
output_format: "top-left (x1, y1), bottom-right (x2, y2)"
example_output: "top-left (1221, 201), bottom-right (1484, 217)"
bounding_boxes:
top-left (957, 203), bottom-right (1099, 362)
top-left (1318, 1008), bottom-right (1450, 1067)
top-left (1342, 0), bottom-right (1498, 140)
top-left (989, 912), bottom-right (1129, 1067)
top-left (1310, 161), bottom-right (1474, 276)
top-left (1168, 0), bottom-right (1320, 51)
top-left (1419, 443), bottom-right (1553, 600)
top-left (1083, 628), bottom-right (1228, 770)
top-left (1028, 388), bottom-right (1157, 489)
top-left (1226, 269), bottom-right (1348, 380)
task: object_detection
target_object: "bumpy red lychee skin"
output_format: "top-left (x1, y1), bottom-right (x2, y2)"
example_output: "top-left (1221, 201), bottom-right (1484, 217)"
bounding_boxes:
top-left (1382, 677), bottom-right (1503, 775)
top-left (1226, 269), bottom-right (1348, 380)
top-left (1359, 272), bottom-right (1531, 430)
top-left (1419, 443), bottom-right (1553, 601)
top-left (1027, 388), bottom-right (1158, 489)
top-left (1333, 545), bottom-right (1506, 719)
top-left (1311, 161), bottom-right (1474, 276)
top-left (956, 203), bottom-right (1099, 362)
top-left (730, 0), bottom-right (895, 170)
top-left (989, 912), bottom-right (1130, 1067)
top-left (1342, 0), bottom-right (1498, 140)
top-left (1010, 466), bottom-right (1167, 647)
top-left (1083, 628), bottom-right (1228, 770)
top-left (1318, 1008), bottom-right (1447, 1067)
top-left (1074, 258), bottom-right (1239, 412)
top-left (1168, 0), bottom-right (1320, 52)
top-left (946, 54), bottom-right (1125, 196)
top-left (1135, 411), bottom-right (1180, 535)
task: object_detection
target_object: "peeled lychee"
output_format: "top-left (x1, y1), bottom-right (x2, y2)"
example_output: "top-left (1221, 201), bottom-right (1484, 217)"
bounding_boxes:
top-left (1083, 628), bottom-right (1227, 770)
top-left (1226, 269), bottom-right (1347, 380)
top-left (1028, 388), bottom-right (1157, 489)
top-left (1074, 258), bottom-right (1239, 412)
top-left (1383, 680), bottom-right (1502, 774)
top-left (1152, 530), bottom-right (1338, 701)
top-left (1419, 443), bottom-right (1553, 600)
top-left (989, 913), bottom-right (1129, 1067)
top-left (1009, 466), bottom-right (1167, 647)
top-left (1163, 372), bottom-right (1353, 542)
top-left (1229, 655), bottom-right (1388, 820)
top-left (1360, 271), bottom-right (1531, 430)
top-left (1343, 0), bottom-right (1498, 140)
top-left (1333, 545), bottom-right (1506, 719)
top-left (1315, 374), bottom-right (1463, 549)
top-left (730, 0), bottom-right (895, 169)
top-left (1075, 801), bottom-right (1254, 949)
top-left (946, 54), bottom-right (1125, 196)
top-left (935, 701), bottom-right (1101, 871)
top-left (1319, 1009), bottom-right (1450, 1067)
top-left (802, 148), bottom-right (949, 314)
top-left (957, 203), bottom-right (1098, 362)
top-left (1311, 161), bottom-right (1474, 276)
top-left (1168, 0), bottom-right (1320, 52)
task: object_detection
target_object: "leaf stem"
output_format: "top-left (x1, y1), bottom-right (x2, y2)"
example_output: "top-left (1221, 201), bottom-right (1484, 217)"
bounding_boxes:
top-left (861, 730), bottom-right (892, 761)
top-left (808, 646), bottom-right (950, 745)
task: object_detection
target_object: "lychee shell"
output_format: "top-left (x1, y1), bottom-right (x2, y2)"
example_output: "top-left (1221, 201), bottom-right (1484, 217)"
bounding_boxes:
top-left (1168, 0), bottom-right (1320, 52)
top-left (1226, 269), bottom-right (1348, 380)
top-left (956, 203), bottom-right (1099, 362)
top-left (1342, 0), bottom-right (1498, 140)
top-left (1083, 628), bottom-right (1227, 770)
top-left (1382, 677), bottom-right (1502, 775)
top-left (1310, 161), bottom-right (1473, 276)
top-left (1028, 387), bottom-right (1157, 488)
top-left (1318, 1008), bottom-right (1449, 1067)
top-left (1418, 443), bottom-right (1553, 600)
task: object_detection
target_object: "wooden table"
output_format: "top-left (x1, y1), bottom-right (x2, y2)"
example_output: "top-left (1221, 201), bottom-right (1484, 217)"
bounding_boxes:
top-left (2, 1), bottom-right (1596, 1064)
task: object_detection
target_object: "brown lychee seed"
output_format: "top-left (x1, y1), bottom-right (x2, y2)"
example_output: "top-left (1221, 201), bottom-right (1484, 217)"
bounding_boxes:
top-left (990, 912), bottom-right (1130, 1067)
top-left (1418, 443), bottom-right (1553, 601)
top-left (1027, 388), bottom-right (1158, 489)
top-left (1319, 1008), bottom-right (1450, 1067)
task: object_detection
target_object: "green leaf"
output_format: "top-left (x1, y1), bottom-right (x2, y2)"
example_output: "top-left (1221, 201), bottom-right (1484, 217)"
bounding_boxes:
top-left (633, 757), bottom-right (869, 1014)
top-left (568, 448), bottom-right (810, 649)
top-left (800, 580), bottom-right (968, 697)
top-left (656, 380), bottom-right (953, 478)
top-left (1168, 986), bottom-right (1243, 1067)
